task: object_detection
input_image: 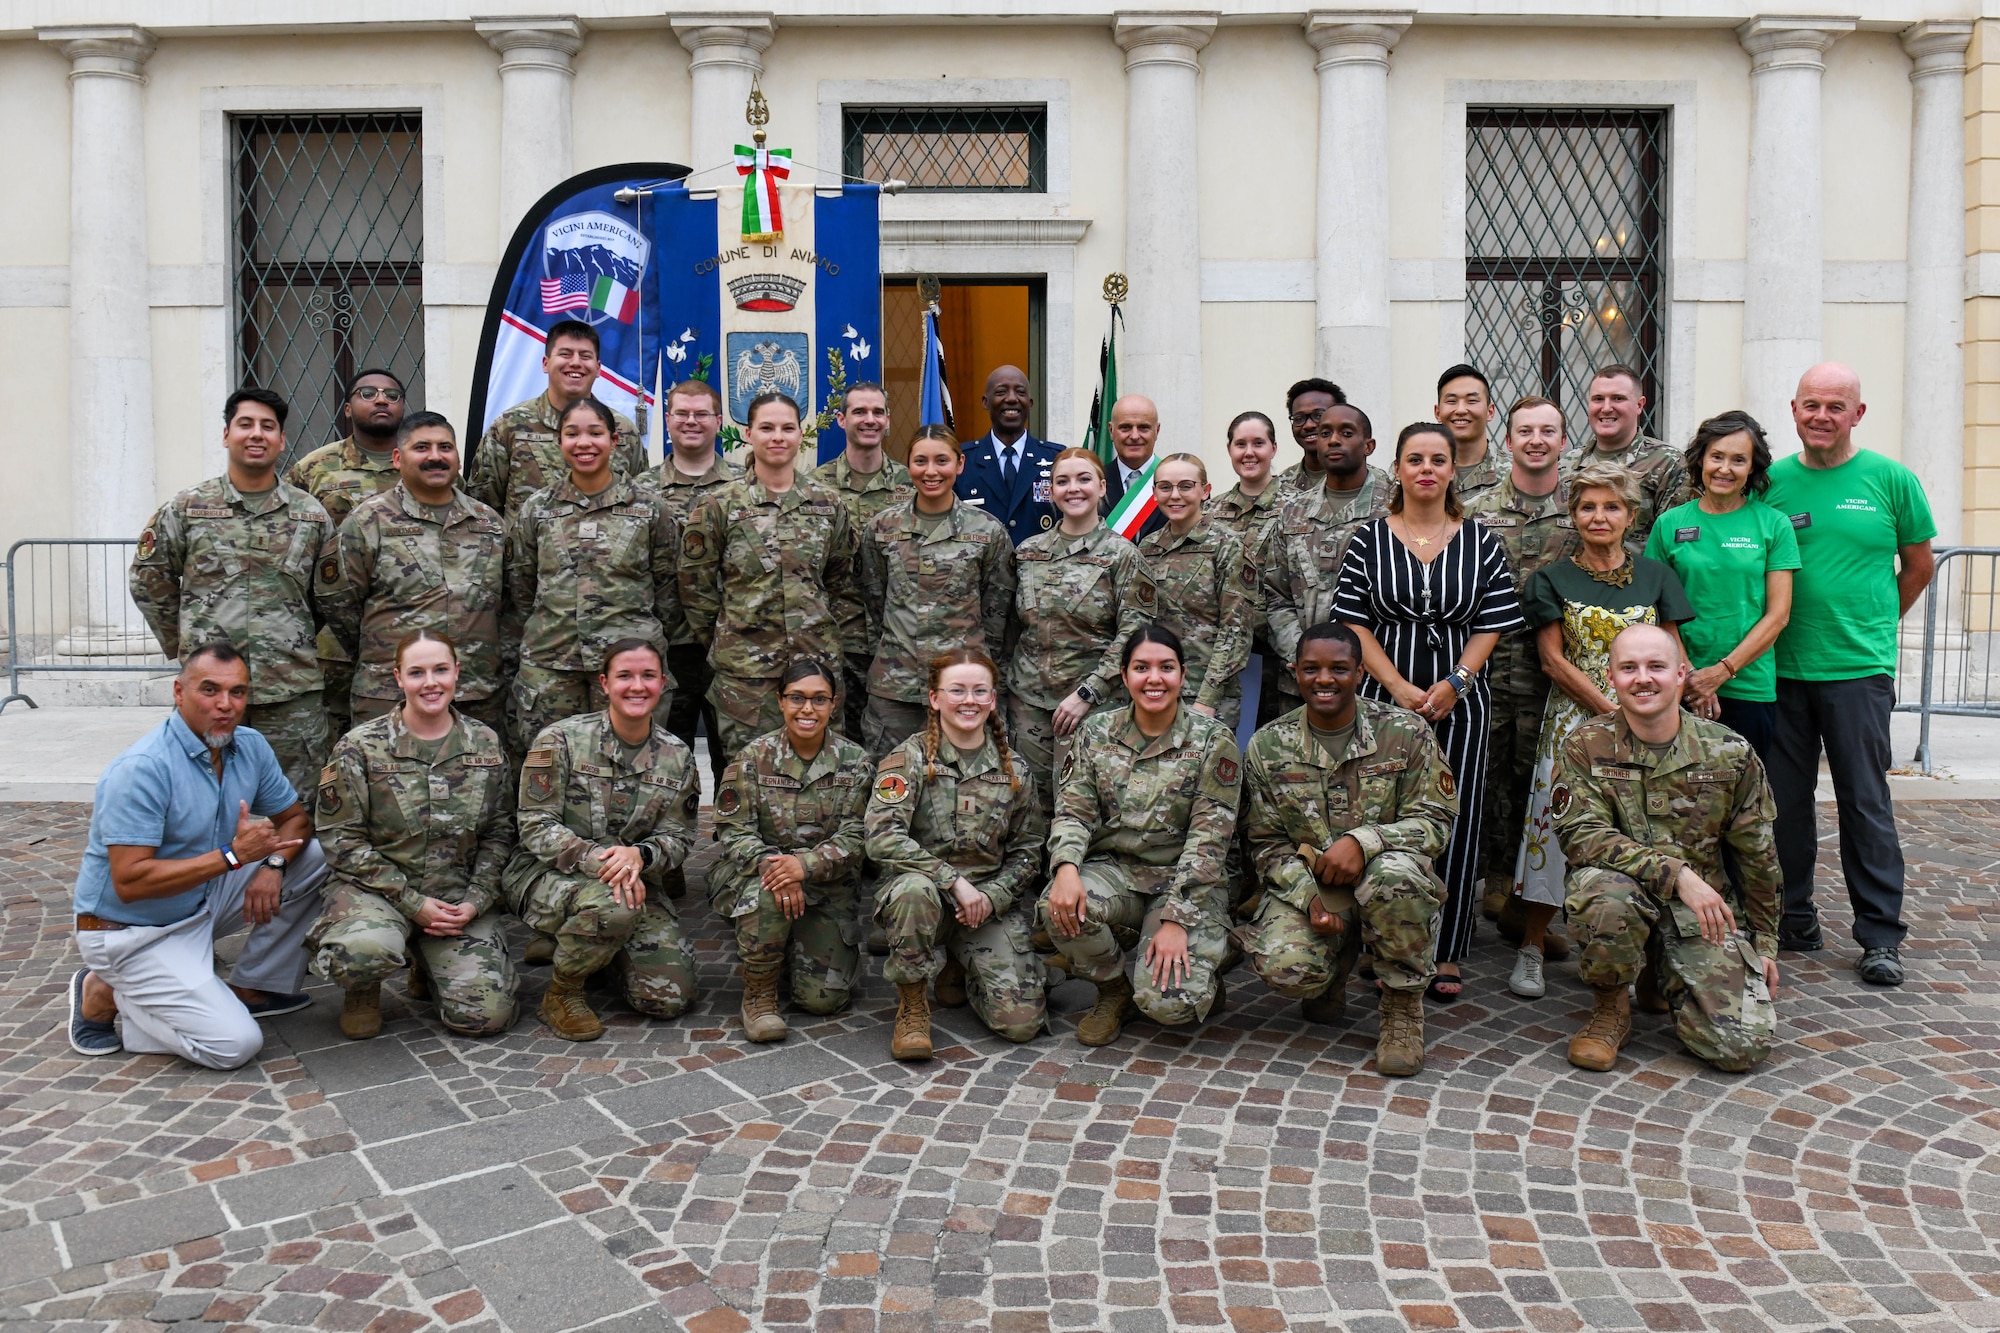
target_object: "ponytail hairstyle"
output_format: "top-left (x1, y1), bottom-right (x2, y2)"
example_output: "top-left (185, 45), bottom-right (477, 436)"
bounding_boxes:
top-left (393, 627), bottom-right (458, 669)
top-left (557, 395), bottom-right (618, 438)
top-left (908, 423), bottom-right (963, 460)
top-left (921, 647), bottom-right (1019, 796)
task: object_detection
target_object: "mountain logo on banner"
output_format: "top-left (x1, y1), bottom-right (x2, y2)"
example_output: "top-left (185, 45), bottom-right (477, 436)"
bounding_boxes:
top-left (727, 272), bottom-right (806, 312)
top-left (540, 211), bottom-right (650, 326)
top-left (727, 333), bottom-right (808, 424)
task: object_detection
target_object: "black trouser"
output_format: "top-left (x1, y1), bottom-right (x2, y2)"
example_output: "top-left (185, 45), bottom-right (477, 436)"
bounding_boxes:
top-left (665, 643), bottom-right (723, 789)
top-left (1716, 697), bottom-right (1778, 762)
top-left (1767, 674), bottom-right (1906, 950)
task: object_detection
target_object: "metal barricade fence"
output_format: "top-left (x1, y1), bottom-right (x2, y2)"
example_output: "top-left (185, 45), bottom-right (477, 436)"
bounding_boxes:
top-left (2, 539), bottom-right (167, 714)
top-left (1893, 545), bottom-right (2000, 774)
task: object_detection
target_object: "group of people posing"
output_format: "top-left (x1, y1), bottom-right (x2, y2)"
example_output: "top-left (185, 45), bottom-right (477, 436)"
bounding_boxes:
top-left (66, 318), bottom-right (1935, 1085)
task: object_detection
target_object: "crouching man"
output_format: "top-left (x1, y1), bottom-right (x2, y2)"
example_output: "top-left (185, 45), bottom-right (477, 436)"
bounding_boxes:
top-left (1237, 623), bottom-right (1456, 1076)
top-left (67, 643), bottom-right (328, 1068)
top-left (1553, 623), bottom-right (1780, 1073)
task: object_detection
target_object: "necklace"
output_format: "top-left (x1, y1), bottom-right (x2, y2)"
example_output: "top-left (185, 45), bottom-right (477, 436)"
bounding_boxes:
top-left (1403, 515), bottom-right (1450, 548)
top-left (1572, 551), bottom-right (1635, 588)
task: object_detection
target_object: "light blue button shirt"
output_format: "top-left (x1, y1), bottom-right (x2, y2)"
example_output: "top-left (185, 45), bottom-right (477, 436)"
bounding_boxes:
top-left (72, 712), bottom-right (298, 925)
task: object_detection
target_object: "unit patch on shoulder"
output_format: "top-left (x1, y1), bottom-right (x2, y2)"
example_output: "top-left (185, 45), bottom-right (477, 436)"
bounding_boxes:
top-left (136, 527), bottom-right (157, 559)
top-left (1136, 581), bottom-right (1155, 606)
top-left (1438, 769), bottom-right (1456, 799)
top-left (684, 529), bottom-right (706, 558)
top-left (320, 556), bottom-right (341, 584)
top-left (717, 785), bottom-right (742, 817)
top-left (875, 772), bottom-right (910, 805)
top-left (683, 789), bottom-right (700, 819)
top-left (1549, 783), bottom-right (1571, 819)
top-left (1215, 757), bottom-right (1239, 786)
top-left (1240, 561), bottom-right (1257, 589)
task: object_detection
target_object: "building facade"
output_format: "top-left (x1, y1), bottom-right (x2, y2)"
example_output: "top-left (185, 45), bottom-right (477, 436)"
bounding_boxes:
top-left (2, 3), bottom-right (1991, 553)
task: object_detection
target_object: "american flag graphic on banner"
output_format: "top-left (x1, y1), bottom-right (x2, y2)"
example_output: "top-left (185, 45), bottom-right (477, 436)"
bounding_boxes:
top-left (540, 274), bottom-right (594, 313)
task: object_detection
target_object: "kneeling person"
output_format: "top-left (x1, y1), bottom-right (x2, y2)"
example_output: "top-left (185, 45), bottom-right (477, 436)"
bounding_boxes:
top-left (711, 658), bottom-right (873, 1040)
top-left (1238, 623), bottom-right (1456, 1076)
top-left (869, 649), bottom-right (1048, 1060)
top-left (504, 640), bottom-right (701, 1040)
top-left (1554, 623), bottom-right (1780, 1073)
top-left (1040, 625), bottom-right (1240, 1046)
top-left (311, 631), bottom-right (517, 1039)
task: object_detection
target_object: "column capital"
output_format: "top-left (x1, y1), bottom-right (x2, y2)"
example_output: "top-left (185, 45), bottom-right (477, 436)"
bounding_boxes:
top-left (38, 25), bottom-right (156, 82)
top-left (1902, 20), bottom-right (1973, 79)
top-left (475, 16), bottom-right (584, 73)
top-left (673, 13), bottom-right (776, 58)
top-left (1114, 12), bottom-right (1218, 72)
top-left (1737, 16), bottom-right (1855, 74)
top-left (1304, 12), bottom-right (1414, 71)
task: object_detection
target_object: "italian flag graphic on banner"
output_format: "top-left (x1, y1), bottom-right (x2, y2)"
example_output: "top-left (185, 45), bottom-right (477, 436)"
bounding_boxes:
top-left (1105, 456), bottom-right (1159, 540)
top-left (735, 145), bottom-right (793, 242)
top-left (591, 275), bottom-right (638, 323)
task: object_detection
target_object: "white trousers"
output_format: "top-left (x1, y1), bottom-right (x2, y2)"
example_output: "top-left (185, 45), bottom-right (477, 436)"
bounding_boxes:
top-left (74, 841), bottom-right (329, 1069)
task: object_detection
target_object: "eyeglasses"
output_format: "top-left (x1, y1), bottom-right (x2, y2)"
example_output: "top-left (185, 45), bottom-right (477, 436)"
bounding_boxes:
top-left (939, 686), bottom-right (996, 702)
top-left (1288, 409), bottom-right (1325, 427)
top-left (781, 693), bottom-right (836, 709)
top-left (352, 387), bottom-right (404, 403)
top-left (1154, 480), bottom-right (1203, 496)
top-left (668, 410), bottom-right (716, 423)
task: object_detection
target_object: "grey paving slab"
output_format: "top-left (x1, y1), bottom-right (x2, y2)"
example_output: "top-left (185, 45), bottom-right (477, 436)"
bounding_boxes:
top-left (0, 1222), bottom-right (61, 1283)
top-left (406, 1165), bottom-right (563, 1250)
top-left (333, 1074), bottom-right (471, 1143)
top-left (711, 1040), bottom-right (857, 1097)
top-left (593, 1068), bottom-right (738, 1130)
top-left (363, 1096), bottom-right (621, 1188)
top-left (59, 1188), bottom-right (228, 1265)
top-left (455, 1220), bottom-right (659, 1333)
top-left (292, 1035), bottom-right (428, 1094)
top-left (215, 1153), bottom-right (378, 1225)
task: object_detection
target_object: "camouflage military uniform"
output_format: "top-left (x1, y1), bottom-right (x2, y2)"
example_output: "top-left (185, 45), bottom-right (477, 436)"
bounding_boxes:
top-left (640, 451), bottom-right (739, 784)
top-left (467, 392), bottom-right (647, 524)
top-left (1237, 699), bottom-right (1456, 997)
top-left (1207, 483), bottom-right (1289, 728)
top-left (1465, 476), bottom-right (1578, 881)
top-left (1552, 712), bottom-right (1780, 1071)
top-left (1136, 517), bottom-right (1254, 727)
top-left (1205, 483), bottom-right (1284, 549)
top-left (867, 734), bottom-right (1048, 1041)
top-left (1005, 525), bottom-right (1158, 810)
top-left (308, 709), bottom-right (517, 1034)
top-left (1272, 462), bottom-right (1323, 495)
top-left (131, 475), bottom-right (334, 799)
top-left (710, 728), bottom-right (873, 1015)
top-left (1261, 469), bottom-right (1391, 700)
top-left (505, 476), bottom-right (682, 755)
top-left (505, 711), bottom-right (701, 1017)
top-left (1560, 434), bottom-right (1690, 555)
top-left (680, 474), bottom-right (864, 769)
top-left (286, 437), bottom-right (401, 737)
top-left (316, 483), bottom-right (506, 730)
top-left (858, 497), bottom-right (1016, 757)
top-left (1040, 706), bottom-right (1240, 1026)
top-left (813, 452), bottom-right (913, 534)
top-left (1452, 441), bottom-right (1512, 509)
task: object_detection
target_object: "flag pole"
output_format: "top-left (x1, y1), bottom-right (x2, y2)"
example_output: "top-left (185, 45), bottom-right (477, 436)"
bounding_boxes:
top-left (1083, 272), bottom-right (1126, 470)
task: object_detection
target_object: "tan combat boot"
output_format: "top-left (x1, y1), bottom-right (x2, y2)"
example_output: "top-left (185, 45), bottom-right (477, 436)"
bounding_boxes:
top-left (523, 932), bottom-right (556, 966)
top-left (891, 981), bottom-right (933, 1061)
top-left (1568, 985), bottom-right (1632, 1071)
top-left (1541, 919), bottom-right (1573, 963)
top-left (1300, 985), bottom-right (1346, 1026)
top-left (1076, 973), bottom-right (1136, 1047)
top-left (1480, 875), bottom-right (1511, 922)
top-left (407, 961), bottom-right (429, 1002)
top-left (1375, 987), bottom-right (1426, 1077)
top-left (740, 961), bottom-right (788, 1043)
top-left (935, 958), bottom-right (968, 1008)
top-left (540, 973), bottom-right (604, 1041)
top-left (340, 983), bottom-right (382, 1040)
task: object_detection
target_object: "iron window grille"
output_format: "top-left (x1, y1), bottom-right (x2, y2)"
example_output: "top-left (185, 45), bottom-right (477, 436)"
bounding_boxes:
top-left (234, 113), bottom-right (425, 471)
top-left (1464, 107), bottom-right (1667, 444)
top-left (842, 106), bottom-right (1048, 193)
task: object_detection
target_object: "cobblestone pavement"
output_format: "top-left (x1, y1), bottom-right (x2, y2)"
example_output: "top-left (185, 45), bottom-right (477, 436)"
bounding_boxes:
top-left (2, 800), bottom-right (1997, 1333)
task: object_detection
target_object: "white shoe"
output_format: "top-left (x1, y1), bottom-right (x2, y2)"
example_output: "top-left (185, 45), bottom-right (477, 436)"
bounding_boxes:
top-left (1509, 945), bottom-right (1546, 998)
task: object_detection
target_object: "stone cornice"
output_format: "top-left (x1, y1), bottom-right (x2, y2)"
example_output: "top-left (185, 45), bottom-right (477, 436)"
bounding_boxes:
top-left (1736, 15), bottom-right (1854, 73)
top-left (474, 16), bottom-right (584, 71)
top-left (1303, 11), bottom-right (1413, 70)
top-left (38, 25), bottom-right (157, 82)
top-left (1901, 19), bottom-right (1972, 78)
top-left (673, 13), bottom-right (777, 56)
top-left (1114, 12), bottom-right (1218, 72)
top-left (880, 217), bottom-right (1092, 248)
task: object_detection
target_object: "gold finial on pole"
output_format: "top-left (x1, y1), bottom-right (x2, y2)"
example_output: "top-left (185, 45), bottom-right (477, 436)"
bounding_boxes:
top-left (1102, 272), bottom-right (1128, 304)
top-left (746, 80), bottom-right (770, 148)
top-left (918, 274), bottom-right (942, 311)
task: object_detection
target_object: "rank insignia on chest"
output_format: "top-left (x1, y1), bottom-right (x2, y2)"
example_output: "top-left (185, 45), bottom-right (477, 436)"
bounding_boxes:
top-left (875, 773), bottom-right (910, 804)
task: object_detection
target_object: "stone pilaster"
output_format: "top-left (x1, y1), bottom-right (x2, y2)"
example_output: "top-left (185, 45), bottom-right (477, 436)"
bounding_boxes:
top-left (673, 14), bottom-right (775, 179)
top-left (477, 18), bottom-right (585, 231)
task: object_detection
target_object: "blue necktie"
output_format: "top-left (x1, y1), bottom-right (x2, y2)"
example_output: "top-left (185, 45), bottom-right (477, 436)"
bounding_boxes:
top-left (1001, 444), bottom-right (1017, 491)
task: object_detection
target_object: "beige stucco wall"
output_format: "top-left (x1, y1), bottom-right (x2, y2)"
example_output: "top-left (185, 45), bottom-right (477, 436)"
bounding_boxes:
top-left (1967, 20), bottom-right (2000, 542)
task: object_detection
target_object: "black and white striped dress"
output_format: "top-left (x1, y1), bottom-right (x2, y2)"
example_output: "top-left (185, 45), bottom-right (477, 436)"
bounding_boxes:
top-left (1332, 517), bottom-right (1525, 963)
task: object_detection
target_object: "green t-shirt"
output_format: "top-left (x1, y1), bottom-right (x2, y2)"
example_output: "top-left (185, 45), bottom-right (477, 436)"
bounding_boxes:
top-left (1643, 499), bottom-right (1801, 702)
top-left (1763, 449), bottom-right (1935, 680)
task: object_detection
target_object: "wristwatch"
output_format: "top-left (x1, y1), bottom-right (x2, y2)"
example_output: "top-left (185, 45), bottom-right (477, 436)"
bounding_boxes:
top-left (263, 853), bottom-right (289, 872)
top-left (636, 844), bottom-right (657, 871)
top-left (1075, 681), bottom-right (1101, 706)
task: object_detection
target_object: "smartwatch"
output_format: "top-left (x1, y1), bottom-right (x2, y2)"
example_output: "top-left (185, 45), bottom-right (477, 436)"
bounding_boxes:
top-left (1075, 681), bottom-right (1100, 706)
top-left (636, 844), bottom-right (657, 871)
top-left (220, 845), bottom-right (242, 871)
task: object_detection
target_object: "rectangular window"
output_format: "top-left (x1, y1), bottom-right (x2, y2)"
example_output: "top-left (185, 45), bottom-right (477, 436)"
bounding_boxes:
top-left (842, 106), bottom-right (1048, 193)
top-left (234, 113), bottom-right (424, 469)
top-left (1465, 107), bottom-right (1666, 441)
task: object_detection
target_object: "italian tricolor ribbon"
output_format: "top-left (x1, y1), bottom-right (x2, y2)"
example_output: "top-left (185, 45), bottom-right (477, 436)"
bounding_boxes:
top-left (1105, 456), bottom-right (1159, 540)
top-left (734, 143), bottom-right (792, 242)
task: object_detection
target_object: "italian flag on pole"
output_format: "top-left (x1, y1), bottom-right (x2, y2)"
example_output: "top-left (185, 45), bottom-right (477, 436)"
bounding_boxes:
top-left (590, 275), bottom-right (639, 324)
top-left (1105, 456), bottom-right (1159, 540)
top-left (735, 144), bottom-right (793, 242)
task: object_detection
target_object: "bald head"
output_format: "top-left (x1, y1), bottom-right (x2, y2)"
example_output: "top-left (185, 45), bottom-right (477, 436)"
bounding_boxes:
top-left (1610, 622), bottom-right (1680, 669)
top-left (982, 365), bottom-right (1032, 442)
top-left (1110, 394), bottom-right (1160, 469)
top-left (1791, 361), bottom-right (1866, 462)
top-left (1606, 623), bottom-right (1687, 734)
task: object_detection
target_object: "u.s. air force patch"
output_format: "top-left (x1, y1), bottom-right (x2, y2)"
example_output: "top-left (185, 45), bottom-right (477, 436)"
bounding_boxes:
top-left (716, 785), bottom-right (741, 817)
top-left (684, 529), bottom-right (706, 558)
top-left (317, 763), bottom-right (342, 815)
top-left (1549, 783), bottom-right (1570, 819)
top-left (320, 556), bottom-right (341, 585)
top-left (1438, 770), bottom-right (1455, 799)
top-left (523, 748), bottom-right (556, 803)
top-left (875, 772), bottom-right (910, 805)
top-left (1215, 757), bottom-right (1239, 785)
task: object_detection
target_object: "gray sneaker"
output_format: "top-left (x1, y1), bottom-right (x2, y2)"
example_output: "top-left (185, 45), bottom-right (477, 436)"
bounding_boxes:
top-left (1856, 947), bottom-right (1904, 987)
top-left (1508, 945), bottom-right (1546, 998)
top-left (68, 969), bottom-right (121, 1057)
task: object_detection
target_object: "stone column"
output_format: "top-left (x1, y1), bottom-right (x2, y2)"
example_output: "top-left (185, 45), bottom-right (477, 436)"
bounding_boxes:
top-left (476, 17), bottom-right (585, 232)
top-left (674, 14), bottom-right (775, 179)
top-left (1116, 13), bottom-right (1216, 446)
top-left (1737, 15), bottom-right (1853, 450)
top-left (1305, 12), bottom-right (1411, 419)
top-left (1902, 20), bottom-right (1973, 544)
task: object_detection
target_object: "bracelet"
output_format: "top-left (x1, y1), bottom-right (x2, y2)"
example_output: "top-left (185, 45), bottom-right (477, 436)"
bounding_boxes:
top-left (1721, 658), bottom-right (1738, 679)
top-left (220, 845), bottom-right (242, 871)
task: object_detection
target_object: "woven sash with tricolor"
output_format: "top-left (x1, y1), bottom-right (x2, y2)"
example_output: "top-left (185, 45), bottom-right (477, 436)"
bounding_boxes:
top-left (734, 144), bottom-right (793, 242)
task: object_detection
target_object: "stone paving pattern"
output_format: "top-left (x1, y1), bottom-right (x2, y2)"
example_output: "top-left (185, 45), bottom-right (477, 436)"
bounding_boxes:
top-left (1, 799), bottom-right (1998, 1333)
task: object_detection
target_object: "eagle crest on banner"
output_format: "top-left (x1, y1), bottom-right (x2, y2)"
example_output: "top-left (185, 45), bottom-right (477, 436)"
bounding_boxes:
top-left (727, 332), bottom-right (808, 423)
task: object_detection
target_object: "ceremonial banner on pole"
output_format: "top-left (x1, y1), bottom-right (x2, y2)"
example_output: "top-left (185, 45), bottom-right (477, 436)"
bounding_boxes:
top-left (653, 181), bottom-right (882, 465)
top-left (919, 301), bottom-right (953, 429)
top-left (469, 163), bottom-right (685, 442)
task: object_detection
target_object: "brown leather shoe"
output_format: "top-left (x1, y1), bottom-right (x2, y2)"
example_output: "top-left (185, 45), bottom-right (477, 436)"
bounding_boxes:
top-left (1568, 985), bottom-right (1632, 1071)
top-left (340, 983), bottom-right (382, 1040)
top-left (891, 981), bottom-right (933, 1061)
top-left (539, 973), bottom-right (604, 1041)
top-left (1076, 973), bottom-right (1136, 1047)
top-left (1375, 987), bottom-right (1426, 1077)
top-left (740, 960), bottom-right (787, 1043)
top-left (934, 958), bottom-right (968, 1008)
